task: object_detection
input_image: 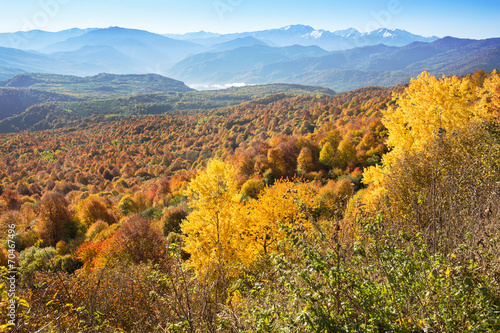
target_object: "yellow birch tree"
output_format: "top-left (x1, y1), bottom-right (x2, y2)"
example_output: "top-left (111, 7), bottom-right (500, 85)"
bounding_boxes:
top-left (181, 160), bottom-right (257, 278)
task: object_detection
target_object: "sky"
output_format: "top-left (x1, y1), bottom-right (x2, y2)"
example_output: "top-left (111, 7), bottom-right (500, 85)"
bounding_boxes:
top-left (0, 0), bottom-right (499, 38)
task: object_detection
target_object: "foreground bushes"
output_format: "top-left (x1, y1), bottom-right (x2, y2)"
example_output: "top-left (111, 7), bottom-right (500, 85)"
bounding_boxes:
top-left (239, 216), bottom-right (500, 332)
top-left (9, 211), bottom-right (500, 332)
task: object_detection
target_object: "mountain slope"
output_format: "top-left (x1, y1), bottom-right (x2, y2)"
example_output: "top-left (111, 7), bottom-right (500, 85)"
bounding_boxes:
top-left (42, 27), bottom-right (203, 64)
top-left (0, 28), bottom-right (96, 50)
top-left (0, 45), bottom-right (134, 76)
top-left (166, 44), bottom-right (329, 84)
top-left (0, 87), bottom-right (81, 120)
top-left (208, 36), bottom-right (268, 52)
top-left (200, 37), bottom-right (500, 91)
top-left (0, 73), bottom-right (194, 97)
top-left (0, 46), bottom-right (67, 73)
top-left (50, 45), bottom-right (142, 74)
top-left (0, 66), bottom-right (25, 81)
top-left (280, 69), bottom-right (413, 92)
top-left (0, 83), bottom-right (335, 133)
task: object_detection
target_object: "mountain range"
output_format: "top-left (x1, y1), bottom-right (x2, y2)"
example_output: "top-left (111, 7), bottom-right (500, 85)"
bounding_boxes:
top-left (0, 25), bottom-right (498, 91)
top-left (164, 25), bottom-right (439, 50)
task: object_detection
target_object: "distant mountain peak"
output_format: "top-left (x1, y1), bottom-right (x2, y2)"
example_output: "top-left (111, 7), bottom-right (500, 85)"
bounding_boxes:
top-left (209, 36), bottom-right (268, 52)
top-left (280, 25), bottom-right (315, 34)
top-left (333, 28), bottom-right (361, 37)
top-left (91, 26), bottom-right (147, 34)
top-left (309, 30), bottom-right (324, 38)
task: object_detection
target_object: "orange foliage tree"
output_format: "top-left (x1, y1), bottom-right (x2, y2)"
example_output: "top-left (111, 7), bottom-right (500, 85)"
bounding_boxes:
top-left (36, 192), bottom-right (78, 246)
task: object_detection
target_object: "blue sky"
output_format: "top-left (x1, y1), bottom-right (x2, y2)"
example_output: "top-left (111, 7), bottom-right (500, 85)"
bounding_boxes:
top-left (0, 0), bottom-right (498, 38)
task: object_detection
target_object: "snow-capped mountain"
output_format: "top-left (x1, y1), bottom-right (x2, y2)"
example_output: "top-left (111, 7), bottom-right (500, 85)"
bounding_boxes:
top-left (361, 28), bottom-right (438, 47)
top-left (170, 25), bottom-right (438, 51)
top-left (333, 28), bottom-right (362, 38)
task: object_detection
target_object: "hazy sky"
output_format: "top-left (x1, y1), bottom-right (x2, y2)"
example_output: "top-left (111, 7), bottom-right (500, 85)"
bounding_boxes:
top-left (0, 0), bottom-right (498, 38)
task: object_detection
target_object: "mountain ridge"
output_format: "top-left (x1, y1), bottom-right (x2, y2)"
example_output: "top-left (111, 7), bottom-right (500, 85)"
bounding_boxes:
top-left (0, 26), bottom-right (497, 92)
top-left (167, 36), bottom-right (500, 91)
top-left (170, 24), bottom-right (439, 50)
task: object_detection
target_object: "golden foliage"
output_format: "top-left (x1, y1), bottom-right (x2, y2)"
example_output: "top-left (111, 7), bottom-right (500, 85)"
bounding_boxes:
top-left (240, 178), bottom-right (265, 199)
top-left (181, 160), bottom-right (257, 278)
top-left (362, 71), bottom-right (500, 222)
top-left (77, 196), bottom-right (117, 227)
top-left (246, 179), bottom-right (318, 255)
top-left (363, 71), bottom-right (500, 209)
top-left (182, 161), bottom-right (320, 278)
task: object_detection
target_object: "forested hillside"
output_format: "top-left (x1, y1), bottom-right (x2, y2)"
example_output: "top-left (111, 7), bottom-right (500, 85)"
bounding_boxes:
top-left (0, 70), bottom-right (499, 332)
top-left (0, 79), bottom-right (334, 133)
top-left (0, 73), bottom-right (194, 96)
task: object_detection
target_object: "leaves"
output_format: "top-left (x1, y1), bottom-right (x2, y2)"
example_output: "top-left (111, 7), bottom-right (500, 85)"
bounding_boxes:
top-left (181, 160), bottom-right (257, 278)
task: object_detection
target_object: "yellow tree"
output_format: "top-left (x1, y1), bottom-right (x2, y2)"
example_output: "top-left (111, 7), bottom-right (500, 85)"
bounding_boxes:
top-left (362, 71), bottom-right (499, 216)
top-left (384, 72), bottom-right (491, 153)
top-left (333, 138), bottom-right (356, 170)
top-left (481, 69), bottom-right (500, 117)
top-left (181, 160), bottom-right (257, 278)
top-left (297, 147), bottom-right (315, 175)
top-left (319, 142), bottom-right (335, 169)
top-left (246, 179), bottom-right (318, 255)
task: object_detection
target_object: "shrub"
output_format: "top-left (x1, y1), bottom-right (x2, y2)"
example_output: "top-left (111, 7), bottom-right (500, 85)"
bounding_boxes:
top-left (161, 206), bottom-right (189, 236)
top-left (113, 215), bottom-right (166, 265)
top-left (240, 178), bottom-right (265, 200)
top-left (238, 216), bottom-right (500, 332)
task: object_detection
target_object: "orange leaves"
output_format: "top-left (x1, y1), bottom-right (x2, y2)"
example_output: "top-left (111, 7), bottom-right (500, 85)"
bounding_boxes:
top-left (0, 189), bottom-right (22, 211)
top-left (77, 196), bottom-right (118, 227)
top-left (76, 240), bottom-right (106, 270)
top-left (77, 214), bottom-right (165, 271)
top-left (36, 192), bottom-right (76, 246)
top-left (114, 215), bottom-right (166, 265)
top-left (76, 236), bottom-right (123, 271)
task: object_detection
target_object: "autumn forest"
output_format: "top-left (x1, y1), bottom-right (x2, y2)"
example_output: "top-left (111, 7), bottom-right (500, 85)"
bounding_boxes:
top-left (0, 68), bottom-right (499, 332)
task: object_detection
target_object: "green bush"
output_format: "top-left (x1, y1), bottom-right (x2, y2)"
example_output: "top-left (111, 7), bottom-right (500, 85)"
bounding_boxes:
top-left (239, 215), bottom-right (500, 332)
